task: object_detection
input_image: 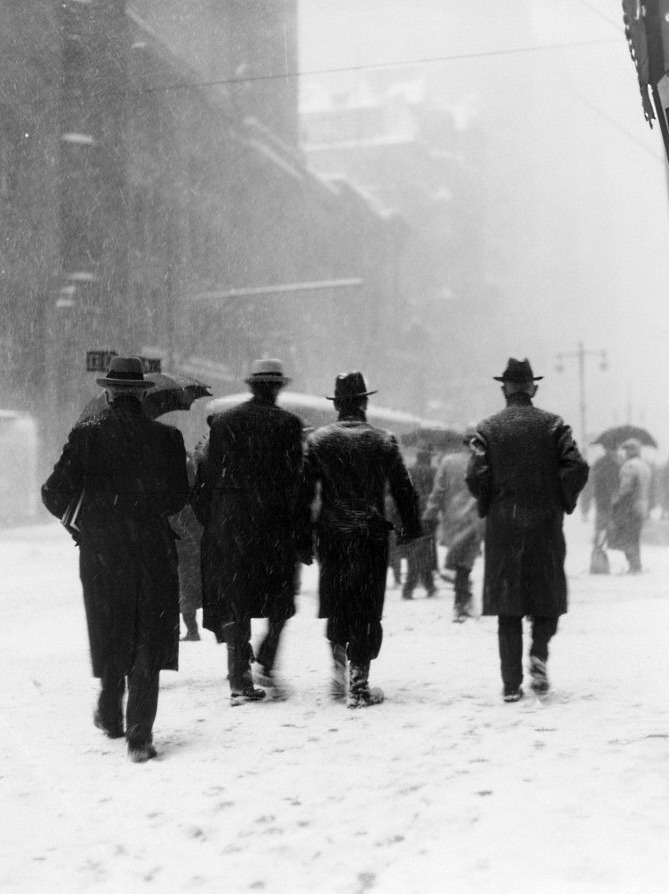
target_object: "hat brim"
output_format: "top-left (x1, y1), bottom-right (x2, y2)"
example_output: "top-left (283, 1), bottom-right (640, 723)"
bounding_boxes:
top-left (245, 375), bottom-right (291, 386)
top-left (96, 377), bottom-right (155, 388)
top-left (493, 375), bottom-right (543, 382)
top-left (326, 389), bottom-right (378, 400)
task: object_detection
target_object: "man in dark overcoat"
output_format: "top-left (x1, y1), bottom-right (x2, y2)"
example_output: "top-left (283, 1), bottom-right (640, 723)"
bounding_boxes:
top-left (193, 358), bottom-right (310, 705)
top-left (304, 371), bottom-right (421, 708)
top-left (41, 356), bottom-right (189, 762)
top-left (466, 358), bottom-right (588, 702)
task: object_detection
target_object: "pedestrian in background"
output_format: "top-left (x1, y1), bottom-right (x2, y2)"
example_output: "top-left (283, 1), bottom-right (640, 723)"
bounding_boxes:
top-left (423, 431), bottom-right (484, 622)
top-left (172, 451), bottom-right (203, 641)
top-left (41, 356), bottom-right (189, 762)
top-left (193, 358), bottom-right (310, 705)
top-left (402, 445), bottom-right (438, 600)
top-left (588, 445), bottom-right (620, 574)
top-left (608, 438), bottom-right (651, 573)
top-left (384, 491), bottom-right (404, 588)
top-left (304, 371), bottom-right (421, 708)
top-left (466, 358), bottom-right (588, 702)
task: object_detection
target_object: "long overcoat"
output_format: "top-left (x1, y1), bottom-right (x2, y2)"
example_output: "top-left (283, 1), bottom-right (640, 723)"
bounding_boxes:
top-left (41, 396), bottom-right (189, 676)
top-left (466, 393), bottom-right (588, 617)
top-left (193, 396), bottom-right (307, 630)
top-left (304, 413), bottom-right (421, 623)
top-left (423, 450), bottom-right (484, 570)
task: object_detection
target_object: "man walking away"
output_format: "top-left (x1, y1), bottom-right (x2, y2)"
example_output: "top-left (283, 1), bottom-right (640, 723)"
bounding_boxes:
top-left (42, 356), bottom-right (189, 762)
top-left (193, 358), bottom-right (310, 705)
top-left (466, 358), bottom-right (588, 702)
top-left (304, 371), bottom-right (421, 708)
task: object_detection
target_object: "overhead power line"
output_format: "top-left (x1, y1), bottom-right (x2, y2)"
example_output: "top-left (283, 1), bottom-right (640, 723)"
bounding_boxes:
top-left (132, 37), bottom-right (621, 98)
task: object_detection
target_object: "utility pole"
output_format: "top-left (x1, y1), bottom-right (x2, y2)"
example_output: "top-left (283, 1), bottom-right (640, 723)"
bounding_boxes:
top-left (555, 341), bottom-right (608, 456)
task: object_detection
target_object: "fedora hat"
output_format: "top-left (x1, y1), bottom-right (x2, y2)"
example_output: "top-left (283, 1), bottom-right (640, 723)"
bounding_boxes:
top-left (493, 357), bottom-right (543, 382)
top-left (245, 358), bottom-right (291, 386)
top-left (96, 356), bottom-right (155, 389)
top-left (327, 371), bottom-right (378, 401)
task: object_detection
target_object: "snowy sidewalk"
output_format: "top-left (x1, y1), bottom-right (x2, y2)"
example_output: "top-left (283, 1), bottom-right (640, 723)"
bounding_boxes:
top-left (1, 516), bottom-right (668, 894)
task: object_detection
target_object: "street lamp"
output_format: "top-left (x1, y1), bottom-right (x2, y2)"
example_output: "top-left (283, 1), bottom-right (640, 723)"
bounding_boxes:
top-left (555, 341), bottom-right (608, 455)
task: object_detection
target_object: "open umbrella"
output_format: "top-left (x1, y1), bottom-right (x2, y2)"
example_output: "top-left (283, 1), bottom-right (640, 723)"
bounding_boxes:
top-left (78, 371), bottom-right (212, 423)
top-left (591, 425), bottom-right (658, 450)
top-left (400, 425), bottom-right (465, 451)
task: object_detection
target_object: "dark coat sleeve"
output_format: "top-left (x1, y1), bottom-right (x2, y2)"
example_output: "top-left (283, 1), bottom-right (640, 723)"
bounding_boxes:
top-left (157, 427), bottom-right (190, 517)
top-left (41, 426), bottom-right (86, 520)
top-left (555, 422), bottom-right (589, 514)
top-left (465, 433), bottom-right (491, 518)
top-left (386, 436), bottom-right (422, 541)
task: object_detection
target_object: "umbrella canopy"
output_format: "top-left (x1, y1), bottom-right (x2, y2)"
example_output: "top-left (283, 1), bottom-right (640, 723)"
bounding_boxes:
top-left (591, 425), bottom-right (658, 450)
top-left (400, 425), bottom-right (465, 452)
top-left (206, 391), bottom-right (425, 436)
top-left (79, 372), bottom-right (212, 423)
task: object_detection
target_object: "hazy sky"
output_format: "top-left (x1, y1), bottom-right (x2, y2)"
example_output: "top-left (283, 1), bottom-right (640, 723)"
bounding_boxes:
top-left (298, 0), bottom-right (669, 457)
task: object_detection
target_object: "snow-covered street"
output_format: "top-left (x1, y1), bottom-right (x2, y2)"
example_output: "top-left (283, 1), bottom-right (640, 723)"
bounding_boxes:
top-left (1, 514), bottom-right (668, 894)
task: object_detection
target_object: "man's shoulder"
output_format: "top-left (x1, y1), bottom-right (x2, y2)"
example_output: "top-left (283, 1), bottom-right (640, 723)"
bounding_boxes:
top-left (482, 404), bottom-right (562, 428)
top-left (214, 400), bottom-right (301, 427)
top-left (310, 420), bottom-right (395, 445)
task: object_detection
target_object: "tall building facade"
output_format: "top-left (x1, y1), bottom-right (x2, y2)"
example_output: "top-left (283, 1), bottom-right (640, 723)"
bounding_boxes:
top-left (1, 1), bottom-right (408, 489)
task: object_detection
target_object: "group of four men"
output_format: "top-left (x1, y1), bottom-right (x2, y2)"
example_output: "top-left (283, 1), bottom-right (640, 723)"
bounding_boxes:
top-left (42, 355), bottom-right (588, 761)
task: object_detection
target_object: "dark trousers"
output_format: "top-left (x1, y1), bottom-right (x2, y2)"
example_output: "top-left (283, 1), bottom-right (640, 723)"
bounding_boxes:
top-left (454, 565), bottom-right (473, 610)
top-left (222, 618), bottom-right (287, 691)
top-left (497, 615), bottom-right (558, 690)
top-left (623, 516), bottom-right (643, 572)
top-left (402, 537), bottom-right (435, 596)
top-left (98, 644), bottom-right (160, 747)
top-left (326, 616), bottom-right (383, 664)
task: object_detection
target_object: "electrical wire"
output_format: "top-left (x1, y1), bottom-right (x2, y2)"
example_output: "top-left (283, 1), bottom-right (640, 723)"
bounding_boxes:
top-left (130, 37), bottom-right (622, 97)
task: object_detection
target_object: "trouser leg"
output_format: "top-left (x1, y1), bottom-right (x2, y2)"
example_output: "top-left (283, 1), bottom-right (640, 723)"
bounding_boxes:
top-left (529, 616), bottom-right (558, 663)
top-left (402, 555), bottom-right (418, 598)
top-left (454, 566), bottom-right (472, 611)
top-left (256, 618), bottom-right (287, 673)
top-left (419, 555), bottom-right (435, 593)
top-left (222, 620), bottom-right (253, 692)
top-left (181, 611), bottom-right (200, 641)
top-left (98, 660), bottom-right (126, 734)
top-left (347, 618), bottom-right (383, 665)
top-left (125, 645), bottom-right (160, 747)
top-left (497, 615), bottom-right (523, 690)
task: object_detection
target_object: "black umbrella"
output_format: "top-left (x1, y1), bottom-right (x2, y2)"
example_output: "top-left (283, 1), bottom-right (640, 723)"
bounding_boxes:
top-left (79, 371), bottom-right (212, 422)
top-left (400, 425), bottom-right (465, 451)
top-left (591, 425), bottom-right (658, 450)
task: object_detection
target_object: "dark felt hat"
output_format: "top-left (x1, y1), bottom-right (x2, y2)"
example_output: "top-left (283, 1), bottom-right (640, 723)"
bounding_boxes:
top-left (493, 357), bottom-right (543, 382)
top-left (327, 371), bottom-right (378, 401)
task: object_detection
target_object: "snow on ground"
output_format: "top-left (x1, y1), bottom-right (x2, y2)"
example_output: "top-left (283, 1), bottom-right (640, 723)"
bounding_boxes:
top-left (1, 514), bottom-right (668, 894)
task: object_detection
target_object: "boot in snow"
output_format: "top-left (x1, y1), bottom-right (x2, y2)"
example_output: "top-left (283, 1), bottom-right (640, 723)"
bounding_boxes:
top-left (346, 661), bottom-right (384, 708)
